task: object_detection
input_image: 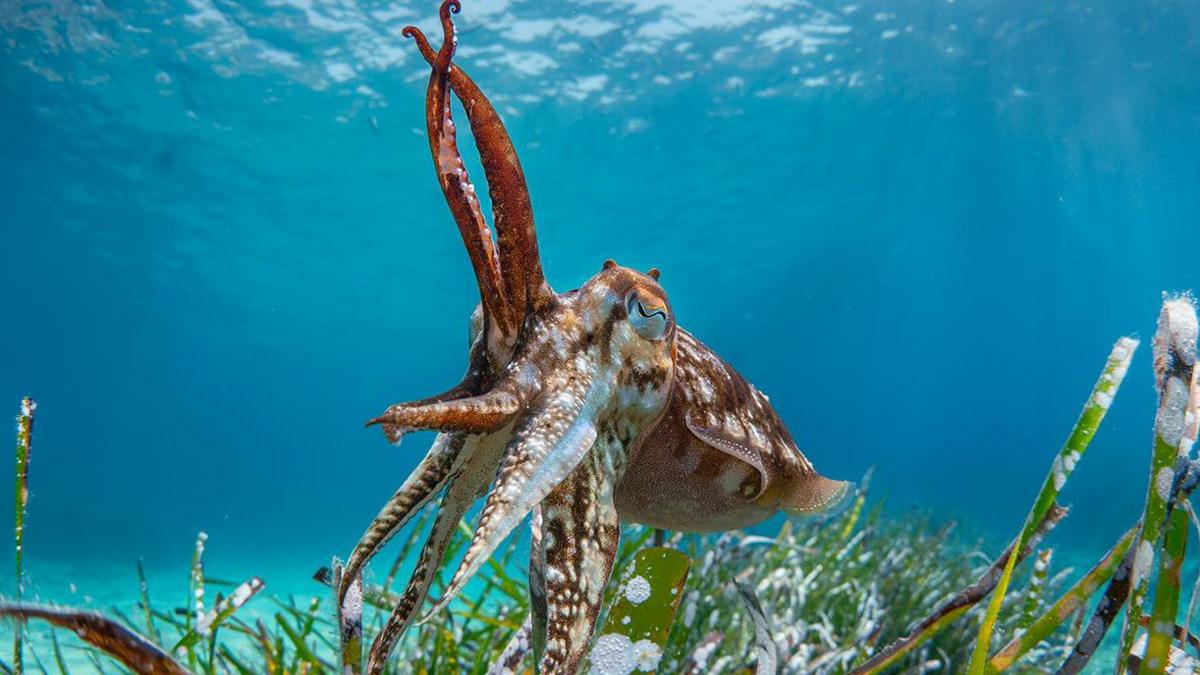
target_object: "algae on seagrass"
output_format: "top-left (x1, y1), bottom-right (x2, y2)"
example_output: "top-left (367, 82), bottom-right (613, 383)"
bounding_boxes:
top-left (12, 397), bottom-right (34, 675)
top-left (0, 447), bottom-right (1069, 674)
top-left (966, 336), bottom-right (1140, 675)
top-left (1116, 295), bottom-right (1198, 675)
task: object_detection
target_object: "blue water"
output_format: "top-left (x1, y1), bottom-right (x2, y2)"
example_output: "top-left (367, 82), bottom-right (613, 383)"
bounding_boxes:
top-left (2, 0), bottom-right (1200, 627)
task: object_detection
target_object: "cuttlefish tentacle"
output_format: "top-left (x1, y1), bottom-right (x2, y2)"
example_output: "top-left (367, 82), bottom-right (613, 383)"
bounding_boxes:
top-left (404, 3), bottom-right (512, 340)
top-left (421, 377), bottom-right (600, 620)
top-left (405, 17), bottom-right (551, 323)
top-left (339, 433), bottom-right (466, 607)
top-left (365, 427), bottom-right (510, 675)
top-left (538, 447), bottom-right (622, 673)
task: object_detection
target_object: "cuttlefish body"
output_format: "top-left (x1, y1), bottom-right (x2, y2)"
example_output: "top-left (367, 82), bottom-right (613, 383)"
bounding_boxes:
top-left (343, 3), bottom-right (851, 672)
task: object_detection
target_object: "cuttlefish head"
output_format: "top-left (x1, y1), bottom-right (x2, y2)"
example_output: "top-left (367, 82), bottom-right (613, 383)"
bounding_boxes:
top-left (564, 259), bottom-right (676, 424)
top-left (463, 259), bottom-right (675, 419)
top-left (417, 260), bottom-right (681, 449)
top-left (359, 261), bottom-right (678, 627)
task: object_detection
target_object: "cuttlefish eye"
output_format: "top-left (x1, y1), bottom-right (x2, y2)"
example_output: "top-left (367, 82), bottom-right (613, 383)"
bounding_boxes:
top-left (625, 291), bottom-right (670, 341)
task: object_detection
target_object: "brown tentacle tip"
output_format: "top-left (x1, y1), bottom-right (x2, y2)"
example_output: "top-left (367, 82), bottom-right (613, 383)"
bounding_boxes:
top-left (433, 0), bottom-right (459, 74)
top-left (402, 26), bottom-right (436, 63)
top-left (440, 0), bottom-right (462, 39)
top-left (647, 267), bottom-right (661, 280)
top-left (364, 412), bottom-right (410, 446)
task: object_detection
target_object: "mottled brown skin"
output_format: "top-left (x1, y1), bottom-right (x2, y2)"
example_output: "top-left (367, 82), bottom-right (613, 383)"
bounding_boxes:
top-left (616, 329), bottom-right (850, 532)
top-left (342, 3), bottom-right (851, 673)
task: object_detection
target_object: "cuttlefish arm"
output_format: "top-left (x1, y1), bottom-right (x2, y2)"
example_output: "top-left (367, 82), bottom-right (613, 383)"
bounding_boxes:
top-left (340, 332), bottom-right (497, 606)
top-left (365, 476), bottom-right (470, 675)
top-left (484, 506), bottom-right (544, 674)
top-left (489, 616), bottom-right (534, 675)
top-left (365, 428), bottom-right (510, 675)
top-left (538, 445), bottom-right (622, 673)
top-left (345, 361), bottom-right (533, 609)
top-left (365, 373), bottom-right (530, 444)
top-left (338, 433), bottom-right (464, 607)
top-left (350, 368), bottom-right (537, 614)
top-left (421, 372), bottom-right (600, 620)
top-left (528, 504), bottom-right (548, 661)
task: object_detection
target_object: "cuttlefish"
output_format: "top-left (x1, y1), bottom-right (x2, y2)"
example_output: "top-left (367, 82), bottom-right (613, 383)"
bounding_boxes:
top-left (343, 2), bottom-right (851, 672)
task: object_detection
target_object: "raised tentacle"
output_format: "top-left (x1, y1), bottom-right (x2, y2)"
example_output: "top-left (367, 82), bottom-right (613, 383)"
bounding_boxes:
top-left (538, 448), bottom-right (622, 673)
top-left (421, 380), bottom-right (600, 620)
top-left (339, 433), bottom-right (467, 607)
top-left (365, 429), bottom-right (510, 674)
top-left (403, 1), bottom-right (513, 339)
top-left (405, 19), bottom-right (552, 323)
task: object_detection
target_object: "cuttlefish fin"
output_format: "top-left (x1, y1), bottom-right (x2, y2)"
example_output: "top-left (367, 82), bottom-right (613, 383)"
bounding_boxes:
top-left (687, 407), bottom-right (853, 514)
top-left (783, 473), bottom-right (855, 517)
top-left (684, 409), bottom-right (772, 499)
top-left (672, 329), bottom-right (853, 516)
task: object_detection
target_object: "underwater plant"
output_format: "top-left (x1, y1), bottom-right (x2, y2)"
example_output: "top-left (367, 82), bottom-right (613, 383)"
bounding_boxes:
top-left (0, 441), bottom-right (1069, 675)
top-left (11, 397), bottom-right (34, 674)
top-left (5, 294), bottom-right (1200, 673)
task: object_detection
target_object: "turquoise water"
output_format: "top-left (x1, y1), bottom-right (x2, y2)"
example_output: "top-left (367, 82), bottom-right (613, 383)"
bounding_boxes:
top-left (2, 0), bottom-right (1200, 654)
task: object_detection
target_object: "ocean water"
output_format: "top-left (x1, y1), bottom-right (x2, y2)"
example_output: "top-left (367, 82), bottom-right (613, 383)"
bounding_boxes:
top-left (2, 0), bottom-right (1200, 664)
